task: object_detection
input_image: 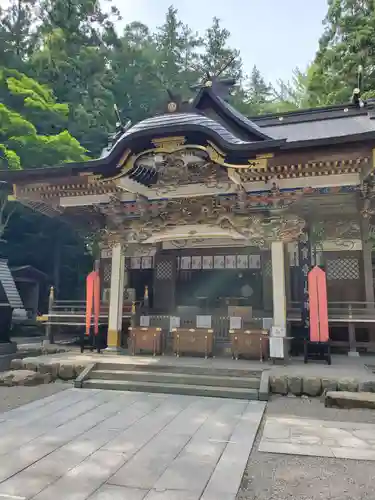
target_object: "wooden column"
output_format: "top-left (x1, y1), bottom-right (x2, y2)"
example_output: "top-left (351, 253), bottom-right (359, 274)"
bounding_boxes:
top-left (298, 228), bottom-right (312, 330)
top-left (361, 217), bottom-right (375, 350)
top-left (261, 250), bottom-right (272, 313)
top-left (271, 241), bottom-right (287, 329)
top-left (361, 218), bottom-right (374, 306)
top-left (269, 241), bottom-right (287, 361)
top-left (106, 242), bottom-right (125, 352)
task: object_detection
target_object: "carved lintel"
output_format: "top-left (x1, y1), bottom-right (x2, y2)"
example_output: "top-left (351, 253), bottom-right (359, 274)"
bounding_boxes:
top-left (151, 136), bottom-right (186, 152)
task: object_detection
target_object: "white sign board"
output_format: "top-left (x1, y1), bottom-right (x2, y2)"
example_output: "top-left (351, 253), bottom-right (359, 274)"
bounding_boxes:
top-left (196, 315), bottom-right (212, 329)
top-left (140, 315), bottom-right (150, 327)
top-left (229, 316), bottom-right (242, 330)
top-left (262, 318), bottom-right (273, 331)
top-left (271, 326), bottom-right (286, 337)
top-left (169, 316), bottom-right (180, 331)
top-left (269, 337), bottom-right (284, 359)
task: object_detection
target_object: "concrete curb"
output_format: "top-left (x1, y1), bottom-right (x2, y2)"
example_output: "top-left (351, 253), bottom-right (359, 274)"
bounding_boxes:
top-left (259, 370), bottom-right (270, 401)
top-left (74, 363), bottom-right (96, 388)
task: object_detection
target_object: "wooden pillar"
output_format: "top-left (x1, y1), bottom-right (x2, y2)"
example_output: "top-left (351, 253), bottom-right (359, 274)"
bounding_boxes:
top-left (261, 250), bottom-right (272, 313)
top-left (106, 242), bottom-right (125, 352)
top-left (298, 228), bottom-right (312, 330)
top-left (361, 217), bottom-right (375, 349)
top-left (348, 322), bottom-right (358, 357)
top-left (271, 241), bottom-right (287, 329)
top-left (361, 218), bottom-right (374, 306)
top-left (43, 285), bottom-right (54, 346)
top-left (269, 241), bottom-right (287, 361)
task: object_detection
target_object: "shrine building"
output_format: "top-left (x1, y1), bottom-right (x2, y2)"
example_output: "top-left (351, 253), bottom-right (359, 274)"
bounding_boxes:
top-left (2, 78), bottom-right (375, 359)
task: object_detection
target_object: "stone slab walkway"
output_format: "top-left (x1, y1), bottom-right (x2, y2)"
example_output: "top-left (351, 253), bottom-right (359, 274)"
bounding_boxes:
top-left (259, 415), bottom-right (375, 461)
top-left (0, 388), bottom-right (265, 500)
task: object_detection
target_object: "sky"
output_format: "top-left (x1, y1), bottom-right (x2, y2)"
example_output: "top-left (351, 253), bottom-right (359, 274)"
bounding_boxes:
top-left (114, 0), bottom-right (328, 84)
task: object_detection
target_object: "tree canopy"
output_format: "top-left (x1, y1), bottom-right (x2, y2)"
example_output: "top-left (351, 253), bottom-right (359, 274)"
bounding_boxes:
top-left (0, 67), bottom-right (87, 170)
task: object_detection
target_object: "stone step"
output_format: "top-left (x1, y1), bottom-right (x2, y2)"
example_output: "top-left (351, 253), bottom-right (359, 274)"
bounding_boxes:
top-left (96, 362), bottom-right (262, 379)
top-left (325, 391), bottom-right (375, 409)
top-left (91, 369), bottom-right (260, 389)
top-left (82, 378), bottom-right (259, 400)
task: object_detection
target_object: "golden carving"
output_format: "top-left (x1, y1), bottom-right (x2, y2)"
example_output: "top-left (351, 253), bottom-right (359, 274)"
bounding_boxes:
top-left (206, 141), bottom-right (225, 163)
top-left (151, 136), bottom-right (186, 152)
top-left (97, 195), bottom-right (305, 247)
top-left (87, 175), bottom-right (102, 184)
top-left (117, 149), bottom-right (132, 169)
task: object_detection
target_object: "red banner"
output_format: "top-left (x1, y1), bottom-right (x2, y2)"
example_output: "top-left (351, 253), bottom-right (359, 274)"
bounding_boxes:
top-left (86, 271), bottom-right (100, 336)
top-left (308, 266), bottom-right (329, 342)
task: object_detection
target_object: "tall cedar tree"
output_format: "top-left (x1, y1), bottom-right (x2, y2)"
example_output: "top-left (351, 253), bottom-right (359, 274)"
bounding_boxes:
top-left (309, 0), bottom-right (375, 104)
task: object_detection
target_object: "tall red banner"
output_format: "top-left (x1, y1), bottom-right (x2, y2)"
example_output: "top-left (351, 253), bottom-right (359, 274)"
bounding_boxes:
top-left (308, 266), bottom-right (329, 342)
top-left (86, 271), bottom-right (100, 336)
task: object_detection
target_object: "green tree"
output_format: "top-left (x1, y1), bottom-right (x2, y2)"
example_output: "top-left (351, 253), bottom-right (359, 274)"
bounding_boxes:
top-left (200, 17), bottom-right (242, 80)
top-left (0, 0), bottom-right (38, 69)
top-left (0, 67), bottom-right (87, 170)
top-left (242, 65), bottom-right (273, 115)
top-left (309, 0), bottom-right (375, 104)
top-left (30, 0), bottom-right (120, 155)
top-left (154, 6), bottom-right (201, 94)
top-left (109, 22), bottom-right (164, 123)
top-left (271, 65), bottom-right (325, 112)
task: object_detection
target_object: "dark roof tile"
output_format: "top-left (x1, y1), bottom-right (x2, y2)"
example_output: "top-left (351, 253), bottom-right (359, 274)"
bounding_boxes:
top-left (260, 114), bottom-right (375, 142)
top-left (113, 112), bottom-right (248, 146)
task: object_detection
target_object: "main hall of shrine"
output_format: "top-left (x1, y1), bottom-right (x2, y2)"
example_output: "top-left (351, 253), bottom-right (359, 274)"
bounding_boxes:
top-left (3, 78), bottom-right (375, 358)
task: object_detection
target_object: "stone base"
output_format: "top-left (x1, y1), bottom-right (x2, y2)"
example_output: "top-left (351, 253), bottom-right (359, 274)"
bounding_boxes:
top-left (102, 346), bottom-right (127, 355)
top-left (325, 390), bottom-right (375, 409)
top-left (0, 342), bottom-right (17, 355)
top-left (348, 351), bottom-right (360, 357)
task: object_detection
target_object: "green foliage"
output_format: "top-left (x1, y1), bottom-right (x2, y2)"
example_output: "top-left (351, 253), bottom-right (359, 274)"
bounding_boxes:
top-left (0, 0), bottom-right (38, 69)
top-left (199, 17), bottom-right (242, 80)
top-left (309, 0), bottom-right (375, 104)
top-left (0, 67), bottom-right (87, 170)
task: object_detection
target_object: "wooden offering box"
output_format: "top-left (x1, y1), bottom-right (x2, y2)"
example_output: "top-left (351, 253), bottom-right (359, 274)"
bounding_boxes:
top-left (172, 328), bottom-right (214, 358)
top-left (129, 327), bottom-right (163, 356)
top-left (230, 329), bottom-right (269, 361)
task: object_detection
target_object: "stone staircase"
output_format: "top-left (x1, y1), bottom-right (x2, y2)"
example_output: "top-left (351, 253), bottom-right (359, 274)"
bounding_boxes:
top-left (75, 362), bottom-right (269, 401)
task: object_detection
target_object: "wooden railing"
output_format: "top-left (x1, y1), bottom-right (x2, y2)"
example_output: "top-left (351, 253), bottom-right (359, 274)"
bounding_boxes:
top-left (287, 301), bottom-right (375, 323)
top-left (41, 299), bottom-right (375, 328)
top-left (45, 300), bottom-right (132, 326)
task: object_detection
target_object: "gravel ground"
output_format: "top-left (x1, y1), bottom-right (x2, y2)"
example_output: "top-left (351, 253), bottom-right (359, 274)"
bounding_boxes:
top-left (0, 383), bottom-right (70, 413)
top-left (238, 396), bottom-right (375, 500)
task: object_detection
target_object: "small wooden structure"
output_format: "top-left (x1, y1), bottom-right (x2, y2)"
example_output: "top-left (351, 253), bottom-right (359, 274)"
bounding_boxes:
top-left (229, 329), bottom-right (269, 361)
top-left (172, 328), bottom-right (214, 358)
top-left (129, 326), bottom-right (162, 356)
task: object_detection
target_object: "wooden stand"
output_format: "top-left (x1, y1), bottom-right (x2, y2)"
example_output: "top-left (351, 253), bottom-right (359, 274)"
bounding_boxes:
top-left (230, 329), bottom-right (269, 361)
top-left (129, 327), bottom-right (163, 356)
top-left (303, 339), bottom-right (331, 365)
top-left (172, 328), bottom-right (214, 358)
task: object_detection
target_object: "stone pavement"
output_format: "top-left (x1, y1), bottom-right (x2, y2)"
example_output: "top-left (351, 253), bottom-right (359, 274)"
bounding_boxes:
top-left (0, 388), bottom-right (265, 500)
top-left (259, 415), bottom-right (375, 460)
